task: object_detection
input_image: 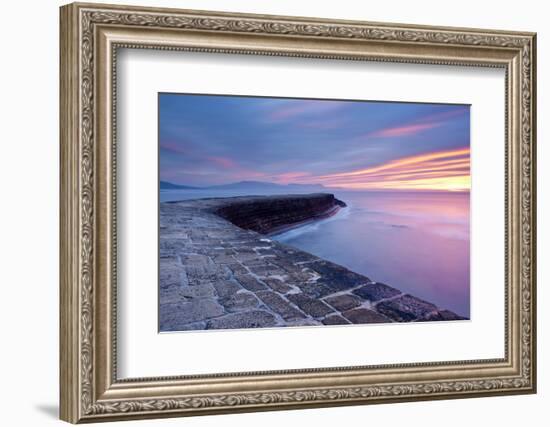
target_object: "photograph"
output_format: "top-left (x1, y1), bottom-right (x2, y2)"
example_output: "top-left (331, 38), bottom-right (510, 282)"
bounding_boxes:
top-left (159, 94), bottom-right (471, 332)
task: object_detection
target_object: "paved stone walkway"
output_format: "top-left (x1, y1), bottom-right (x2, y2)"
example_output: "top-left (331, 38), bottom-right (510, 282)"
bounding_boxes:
top-left (159, 196), bottom-right (463, 332)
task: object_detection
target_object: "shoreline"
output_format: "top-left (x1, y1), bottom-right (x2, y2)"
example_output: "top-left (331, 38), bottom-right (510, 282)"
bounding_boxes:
top-left (267, 204), bottom-right (345, 237)
top-left (268, 204), bottom-right (346, 238)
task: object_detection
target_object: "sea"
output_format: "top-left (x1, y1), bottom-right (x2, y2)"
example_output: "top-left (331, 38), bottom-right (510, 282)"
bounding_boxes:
top-left (161, 189), bottom-right (470, 318)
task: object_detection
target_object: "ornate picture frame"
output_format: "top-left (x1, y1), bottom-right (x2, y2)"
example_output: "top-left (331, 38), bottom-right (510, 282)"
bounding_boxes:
top-left (60, 2), bottom-right (536, 423)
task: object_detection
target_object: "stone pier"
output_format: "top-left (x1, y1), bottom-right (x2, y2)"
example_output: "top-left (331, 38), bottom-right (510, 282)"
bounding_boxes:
top-left (159, 194), bottom-right (464, 332)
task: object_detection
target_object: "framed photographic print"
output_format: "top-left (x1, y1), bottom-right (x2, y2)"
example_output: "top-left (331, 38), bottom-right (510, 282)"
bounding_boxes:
top-left (59, 2), bottom-right (537, 423)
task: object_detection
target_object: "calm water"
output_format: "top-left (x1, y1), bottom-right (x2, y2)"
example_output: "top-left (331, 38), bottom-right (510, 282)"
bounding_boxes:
top-left (161, 189), bottom-right (470, 317)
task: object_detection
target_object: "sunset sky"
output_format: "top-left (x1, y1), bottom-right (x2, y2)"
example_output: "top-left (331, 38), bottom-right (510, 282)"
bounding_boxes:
top-left (159, 94), bottom-right (470, 191)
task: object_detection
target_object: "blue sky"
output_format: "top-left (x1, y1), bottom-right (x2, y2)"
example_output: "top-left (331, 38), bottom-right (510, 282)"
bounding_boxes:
top-left (159, 93), bottom-right (470, 191)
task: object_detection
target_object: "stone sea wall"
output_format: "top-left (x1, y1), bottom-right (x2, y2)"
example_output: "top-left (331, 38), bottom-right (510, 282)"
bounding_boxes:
top-left (215, 193), bottom-right (346, 235)
top-left (159, 194), bottom-right (464, 332)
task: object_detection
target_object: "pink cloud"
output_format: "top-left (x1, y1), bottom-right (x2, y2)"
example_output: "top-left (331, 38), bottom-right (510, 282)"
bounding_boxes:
top-left (268, 103), bottom-right (311, 121)
top-left (160, 140), bottom-right (192, 155)
top-left (296, 118), bottom-right (347, 130)
top-left (369, 122), bottom-right (441, 138)
top-left (272, 171), bottom-right (312, 184)
top-left (266, 100), bottom-right (348, 122)
top-left (207, 156), bottom-right (237, 169)
top-left (204, 156), bottom-right (267, 181)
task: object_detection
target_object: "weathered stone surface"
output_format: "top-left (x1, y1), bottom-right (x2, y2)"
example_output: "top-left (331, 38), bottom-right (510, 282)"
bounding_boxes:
top-left (232, 248), bottom-right (261, 262)
top-left (225, 263), bottom-right (249, 275)
top-left (353, 282), bottom-right (401, 302)
top-left (221, 292), bottom-right (260, 312)
top-left (322, 315), bottom-right (351, 325)
top-left (262, 277), bottom-right (294, 294)
top-left (160, 299), bottom-right (225, 331)
top-left (181, 254), bottom-right (216, 281)
top-left (295, 281), bottom-right (334, 299)
top-left (311, 261), bottom-right (370, 292)
top-left (343, 308), bottom-right (392, 324)
top-left (285, 269), bottom-right (319, 283)
top-left (271, 248), bottom-right (319, 264)
top-left (422, 309), bottom-right (467, 321)
top-left (247, 263), bottom-right (286, 278)
top-left (159, 285), bottom-right (182, 305)
top-left (206, 311), bottom-right (277, 330)
top-left (255, 248), bottom-right (277, 258)
top-left (324, 294), bottom-right (362, 311)
top-left (234, 274), bottom-right (267, 292)
top-left (210, 253), bottom-right (236, 264)
top-left (287, 294), bottom-right (334, 318)
top-left (376, 294), bottom-right (438, 322)
top-left (269, 257), bottom-right (303, 273)
top-left (179, 283), bottom-right (216, 299)
top-left (159, 240), bottom-right (190, 257)
top-left (256, 291), bottom-right (306, 321)
top-left (159, 262), bottom-right (187, 289)
top-left (212, 279), bottom-right (241, 300)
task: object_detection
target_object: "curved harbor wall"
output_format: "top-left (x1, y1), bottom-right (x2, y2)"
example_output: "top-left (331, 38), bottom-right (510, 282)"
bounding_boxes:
top-left (214, 193), bottom-right (346, 235)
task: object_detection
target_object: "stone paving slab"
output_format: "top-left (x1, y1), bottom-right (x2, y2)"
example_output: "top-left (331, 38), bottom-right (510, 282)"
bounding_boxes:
top-left (159, 195), bottom-right (465, 332)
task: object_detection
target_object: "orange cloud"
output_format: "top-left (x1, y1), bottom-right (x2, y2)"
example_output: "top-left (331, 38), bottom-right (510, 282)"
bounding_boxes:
top-left (314, 147), bottom-right (470, 192)
top-left (339, 175), bottom-right (471, 192)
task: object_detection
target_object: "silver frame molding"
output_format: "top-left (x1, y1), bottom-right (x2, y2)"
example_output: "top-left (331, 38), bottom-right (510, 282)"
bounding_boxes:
top-left (60, 2), bottom-right (536, 423)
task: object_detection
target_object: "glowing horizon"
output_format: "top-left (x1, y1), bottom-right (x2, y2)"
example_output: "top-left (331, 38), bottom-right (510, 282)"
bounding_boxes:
top-left (297, 147), bottom-right (471, 191)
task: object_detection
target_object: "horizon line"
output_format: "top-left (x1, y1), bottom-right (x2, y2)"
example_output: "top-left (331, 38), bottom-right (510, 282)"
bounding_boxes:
top-left (160, 179), bottom-right (470, 193)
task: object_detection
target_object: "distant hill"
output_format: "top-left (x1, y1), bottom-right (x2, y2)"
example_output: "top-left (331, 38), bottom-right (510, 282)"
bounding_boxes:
top-left (207, 181), bottom-right (326, 191)
top-left (160, 180), bottom-right (326, 191)
top-left (286, 182), bottom-right (327, 190)
top-left (160, 181), bottom-right (198, 190)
